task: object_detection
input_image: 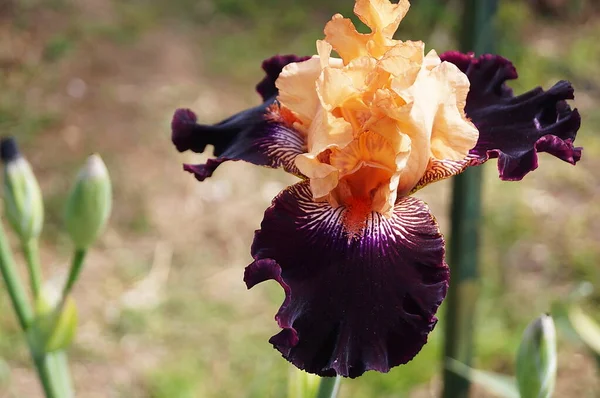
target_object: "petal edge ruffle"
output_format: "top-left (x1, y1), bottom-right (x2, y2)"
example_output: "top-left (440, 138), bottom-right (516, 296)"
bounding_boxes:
top-left (441, 51), bottom-right (582, 180)
top-left (173, 106), bottom-right (307, 180)
top-left (245, 181), bottom-right (448, 378)
top-left (172, 55), bottom-right (311, 181)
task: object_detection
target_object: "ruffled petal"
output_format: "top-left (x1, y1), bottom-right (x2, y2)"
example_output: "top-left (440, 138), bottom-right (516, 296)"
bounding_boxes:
top-left (441, 51), bottom-right (582, 180)
top-left (172, 106), bottom-right (306, 180)
top-left (245, 181), bottom-right (448, 378)
top-left (172, 55), bottom-right (311, 181)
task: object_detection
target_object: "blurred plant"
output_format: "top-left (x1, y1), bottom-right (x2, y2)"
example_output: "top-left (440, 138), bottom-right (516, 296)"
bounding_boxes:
top-left (516, 315), bottom-right (557, 397)
top-left (0, 137), bottom-right (112, 397)
top-left (551, 282), bottom-right (600, 369)
top-left (447, 314), bottom-right (557, 398)
top-left (442, 1), bottom-right (497, 397)
top-left (288, 367), bottom-right (320, 398)
top-left (288, 368), bottom-right (340, 398)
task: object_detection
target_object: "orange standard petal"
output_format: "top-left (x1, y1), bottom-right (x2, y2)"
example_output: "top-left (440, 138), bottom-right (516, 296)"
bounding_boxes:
top-left (275, 0), bottom-right (479, 222)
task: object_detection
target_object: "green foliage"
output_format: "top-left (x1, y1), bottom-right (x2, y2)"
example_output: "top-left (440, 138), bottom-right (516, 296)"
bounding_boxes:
top-left (28, 294), bottom-right (78, 355)
top-left (43, 34), bottom-right (75, 62)
top-left (288, 368), bottom-right (320, 398)
top-left (147, 360), bottom-right (200, 398)
top-left (446, 358), bottom-right (519, 398)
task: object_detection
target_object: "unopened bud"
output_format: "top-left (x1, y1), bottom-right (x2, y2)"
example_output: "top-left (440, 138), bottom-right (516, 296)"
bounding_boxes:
top-left (516, 314), bottom-right (557, 398)
top-left (1, 137), bottom-right (44, 242)
top-left (64, 154), bottom-right (112, 249)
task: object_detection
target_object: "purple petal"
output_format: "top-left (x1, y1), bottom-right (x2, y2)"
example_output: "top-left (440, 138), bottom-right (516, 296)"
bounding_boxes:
top-left (172, 55), bottom-right (311, 181)
top-left (172, 104), bottom-right (306, 181)
top-left (256, 55), bottom-right (311, 101)
top-left (441, 51), bottom-right (582, 180)
top-left (245, 182), bottom-right (448, 378)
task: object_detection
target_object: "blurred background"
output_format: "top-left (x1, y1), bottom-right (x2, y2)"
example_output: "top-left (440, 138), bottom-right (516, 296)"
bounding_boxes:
top-left (0, 0), bottom-right (598, 396)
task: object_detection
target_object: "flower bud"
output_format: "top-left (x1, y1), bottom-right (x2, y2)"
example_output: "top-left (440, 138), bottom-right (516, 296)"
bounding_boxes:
top-left (64, 154), bottom-right (112, 249)
top-left (1, 137), bottom-right (44, 242)
top-left (516, 314), bottom-right (557, 398)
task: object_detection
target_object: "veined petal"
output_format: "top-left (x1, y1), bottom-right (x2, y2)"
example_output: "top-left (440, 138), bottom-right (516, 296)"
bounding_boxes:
top-left (245, 181), bottom-right (448, 378)
top-left (441, 51), bottom-right (582, 180)
top-left (411, 156), bottom-right (475, 193)
top-left (172, 55), bottom-right (311, 181)
top-left (173, 105), bottom-right (306, 181)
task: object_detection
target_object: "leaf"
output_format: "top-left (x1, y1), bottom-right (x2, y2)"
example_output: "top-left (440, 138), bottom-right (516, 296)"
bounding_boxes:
top-left (568, 306), bottom-right (600, 356)
top-left (28, 289), bottom-right (79, 355)
top-left (446, 358), bottom-right (519, 398)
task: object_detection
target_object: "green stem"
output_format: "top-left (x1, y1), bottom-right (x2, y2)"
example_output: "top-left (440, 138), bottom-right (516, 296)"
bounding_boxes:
top-left (22, 239), bottom-right (42, 299)
top-left (62, 249), bottom-right (86, 299)
top-left (315, 376), bottom-right (341, 398)
top-left (0, 222), bottom-right (33, 330)
top-left (0, 222), bottom-right (61, 397)
top-left (442, 1), bottom-right (498, 397)
top-left (442, 167), bottom-right (483, 398)
top-left (32, 354), bottom-right (59, 398)
top-left (47, 351), bottom-right (74, 398)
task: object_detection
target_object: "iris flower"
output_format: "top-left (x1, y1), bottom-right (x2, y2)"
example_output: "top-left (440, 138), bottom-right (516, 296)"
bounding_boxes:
top-left (171, 0), bottom-right (581, 378)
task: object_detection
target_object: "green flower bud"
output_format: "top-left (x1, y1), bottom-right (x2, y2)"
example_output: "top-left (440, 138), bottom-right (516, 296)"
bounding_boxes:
top-left (1, 137), bottom-right (44, 243)
top-left (64, 154), bottom-right (112, 249)
top-left (516, 314), bottom-right (557, 398)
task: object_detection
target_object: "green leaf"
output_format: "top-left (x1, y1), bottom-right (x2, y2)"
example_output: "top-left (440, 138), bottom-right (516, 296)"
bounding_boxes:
top-left (568, 306), bottom-right (600, 356)
top-left (446, 358), bottom-right (519, 398)
top-left (0, 357), bottom-right (10, 386)
top-left (44, 297), bottom-right (78, 353)
top-left (28, 288), bottom-right (78, 355)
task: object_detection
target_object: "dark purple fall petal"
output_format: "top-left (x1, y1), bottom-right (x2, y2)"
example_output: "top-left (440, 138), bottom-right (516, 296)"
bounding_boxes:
top-left (172, 54), bottom-right (311, 181)
top-left (173, 107), bottom-right (306, 180)
top-left (245, 181), bottom-right (448, 378)
top-left (256, 55), bottom-right (311, 101)
top-left (441, 51), bottom-right (582, 180)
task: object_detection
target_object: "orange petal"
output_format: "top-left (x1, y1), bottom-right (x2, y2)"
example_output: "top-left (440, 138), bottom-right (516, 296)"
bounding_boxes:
top-left (354, 0), bottom-right (410, 37)
top-left (324, 14), bottom-right (370, 65)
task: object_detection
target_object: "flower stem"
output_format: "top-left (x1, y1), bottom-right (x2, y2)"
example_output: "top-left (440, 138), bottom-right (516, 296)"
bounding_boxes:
top-left (62, 249), bottom-right (87, 299)
top-left (32, 354), bottom-right (58, 398)
top-left (47, 351), bottom-right (74, 398)
top-left (0, 222), bottom-right (62, 397)
top-left (442, 1), bottom-right (498, 397)
top-left (315, 376), bottom-right (341, 398)
top-left (0, 221), bottom-right (33, 330)
top-left (22, 239), bottom-right (42, 299)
